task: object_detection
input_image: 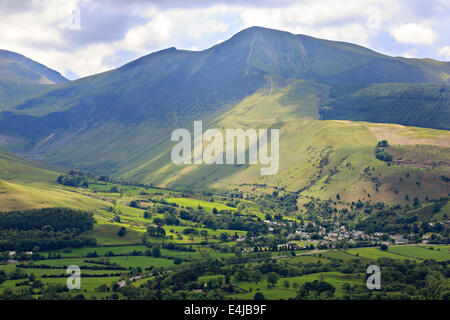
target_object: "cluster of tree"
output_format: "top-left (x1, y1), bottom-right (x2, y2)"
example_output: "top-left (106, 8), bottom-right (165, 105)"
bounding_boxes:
top-left (147, 226), bottom-right (166, 237)
top-left (17, 263), bottom-right (126, 271)
top-left (161, 243), bottom-right (195, 252)
top-left (0, 282), bottom-right (88, 300)
top-left (0, 250), bottom-right (43, 262)
top-left (0, 207), bottom-right (94, 232)
top-left (147, 200), bottom-right (271, 236)
top-left (0, 208), bottom-right (96, 251)
top-left (0, 230), bottom-right (96, 251)
top-left (296, 280), bottom-right (336, 299)
top-left (355, 199), bottom-right (449, 242)
top-left (375, 144), bottom-right (393, 162)
top-left (179, 210), bottom-right (269, 235)
top-left (56, 170), bottom-right (94, 187)
top-left (258, 191), bottom-right (299, 214)
top-left (303, 200), bottom-right (336, 219)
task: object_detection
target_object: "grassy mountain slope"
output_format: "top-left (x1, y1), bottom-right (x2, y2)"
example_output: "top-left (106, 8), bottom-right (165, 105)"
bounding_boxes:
top-left (242, 27), bottom-right (449, 83)
top-left (0, 149), bottom-right (109, 212)
top-left (113, 82), bottom-right (450, 205)
top-left (0, 49), bottom-right (68, 110)
top-left (0, 50), bottom-right (68, 84)
top-left (321, 83), bottom-right (450, 130)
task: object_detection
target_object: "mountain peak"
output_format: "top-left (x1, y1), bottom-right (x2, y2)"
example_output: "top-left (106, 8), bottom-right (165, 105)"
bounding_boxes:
top-left (236, 26), bottom-right (292, 35)
top-left (227, 26), bottom-right (293, 43)
top-left (0, 49), bottom-right (68, 84)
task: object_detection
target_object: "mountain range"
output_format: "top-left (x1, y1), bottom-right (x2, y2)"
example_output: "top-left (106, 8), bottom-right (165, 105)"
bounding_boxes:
top-left (0, 49), bottom-right (68, 110)
top-left (0, 26), bottom-right (449, 204)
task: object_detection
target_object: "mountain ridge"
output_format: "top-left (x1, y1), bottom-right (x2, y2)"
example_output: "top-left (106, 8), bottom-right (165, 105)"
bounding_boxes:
top-left (0, 49), bottom-right (69, 111)
top-left (0, 26), bottom-right (448, 203)
top-left (0, 49), bottom-right (68, 84)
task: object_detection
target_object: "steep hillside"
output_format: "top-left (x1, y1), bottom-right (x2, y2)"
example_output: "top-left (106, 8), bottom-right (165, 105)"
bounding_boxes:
top-left (0, 149), bottom-right (110, 212)
top-left (321, 82), bottom-right (450, 130)
top-left (120, 83), bottom-right (449, 205)
top-left (0, 50), bottom-right (68, 85)
top-left (0, 49), bottom-right (68, 110)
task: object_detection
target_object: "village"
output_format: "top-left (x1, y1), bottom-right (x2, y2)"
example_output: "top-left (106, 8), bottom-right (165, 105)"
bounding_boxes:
top-left (238, 219), bottom-right (417, 254)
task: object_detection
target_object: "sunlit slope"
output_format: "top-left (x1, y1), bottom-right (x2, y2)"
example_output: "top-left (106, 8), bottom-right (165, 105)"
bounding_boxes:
top-left (0, 180), bottom-right (111, 212)
top-left (23, 77), bottom-right (445, 208)
top-left (0, 150), bottom-right (109, 212)
top-left (0, 149), bottom-right (158, 246)
top-left (116, 79), bottom-right (323, 185)
top-left (130, 83), bottom-right (450, 205)
top-left (0, 150), bottom-right (59, 182)
top-left (153, 120), bottom-right (449, 205)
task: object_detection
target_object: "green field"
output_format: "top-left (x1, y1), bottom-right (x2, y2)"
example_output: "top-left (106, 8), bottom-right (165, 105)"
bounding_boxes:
top-left (231, 271), bottom-right (363, 300)
top-left (286, 255), bottom-right (331, 265)
top-left (388, 245), bottom-right (450, 261)
top-left (346, 247), bottom-right (419, 261)
top-left (347, 245), bottom-right (450, 262)
top-left (103, 256), bottom-right (174, 269)
top-left (318, 251), bottom-right (368, 262)
top-left (41, 245), bottom-right (150, 258)
top-left (166, 197), bottom-right (236, 212)
top-left (91, 223), bottom-right (145, 246)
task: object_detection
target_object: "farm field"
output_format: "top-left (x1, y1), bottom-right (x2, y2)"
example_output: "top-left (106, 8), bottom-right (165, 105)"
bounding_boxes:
top-left (103, 256), bottom-right (174, 269)
top-left (91, 223), bottom-right (145, 246)
top-left (286, 255), bottom-right (331, 265)
top-left (345, 247), bottom-right (420, 261)
top-left (41, 245), bottom-right (150, 258)
top-left (166, 197), bottom-right (237, 212)
top-left (388, 245), bottom-right (450, 261)
top-left (230, 271), bottom-right (364, 300)
top-left (317, 251), bottom-right (369, 262)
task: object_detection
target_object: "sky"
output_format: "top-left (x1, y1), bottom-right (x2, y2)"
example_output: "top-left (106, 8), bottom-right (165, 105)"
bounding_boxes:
top-left (1, 0), bottom-right (449, 80)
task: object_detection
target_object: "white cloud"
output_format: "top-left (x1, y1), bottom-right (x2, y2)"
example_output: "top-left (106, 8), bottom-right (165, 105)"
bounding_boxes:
top-left (119, 6), bottom-right (231, 53)
top-left (0, 1), bottom-right (78, 48)
top-left (120, 12), bottom-right (175, 52)
top-left (0, 0), bottom-right (107, 78)
top-left (438, 46), bottom-right (450, 60)
top-left (241, 1), bottom-right (365, 27)
top-left (304, 23), bottom-right (369, 44)
top-left (0, 42), bottom-right (116, 79)
top-left (0, 0), bottom-right (448, 78)
top-left (390, 23), bottom-right (437, 44)
top-left (237, 0), bottom-right (400, 46)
